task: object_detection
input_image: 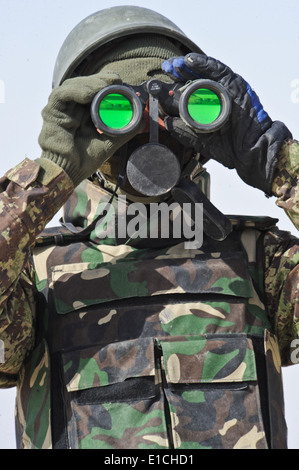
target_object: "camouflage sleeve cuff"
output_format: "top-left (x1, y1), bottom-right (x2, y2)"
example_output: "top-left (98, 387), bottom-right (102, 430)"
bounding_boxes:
top-left (271, 139), bottom-right (299, 230)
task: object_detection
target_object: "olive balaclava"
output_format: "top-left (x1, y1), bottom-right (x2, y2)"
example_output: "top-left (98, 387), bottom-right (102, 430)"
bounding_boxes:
top-left (89, 34), bottom-right (184, 85)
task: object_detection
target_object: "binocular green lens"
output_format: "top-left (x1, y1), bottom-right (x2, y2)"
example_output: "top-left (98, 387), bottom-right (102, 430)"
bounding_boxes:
top-left (99, 93), bottom-right (133, 129)
top-left (179, 80), bottom-right (231, 132)
top-left (91, 79), bottom-right (231, 136)
top-left (187, 88), bottom-right (221, 125)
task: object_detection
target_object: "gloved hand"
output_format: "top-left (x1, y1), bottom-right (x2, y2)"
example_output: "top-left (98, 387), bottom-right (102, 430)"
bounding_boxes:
top-left (38, 72), bottom-right (141, 187)
top-left (162, 53), bottom-right (292, 195)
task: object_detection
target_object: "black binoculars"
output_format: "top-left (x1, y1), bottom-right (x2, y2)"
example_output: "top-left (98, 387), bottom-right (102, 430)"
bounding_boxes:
top-left (90, 78), bottom-right (233, 242)
top-left (91, 78), bottom-right (231, 136)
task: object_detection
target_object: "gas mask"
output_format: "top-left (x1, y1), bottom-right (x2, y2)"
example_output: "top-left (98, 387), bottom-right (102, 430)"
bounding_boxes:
top-left (91, 78), bottom-right (232, 241)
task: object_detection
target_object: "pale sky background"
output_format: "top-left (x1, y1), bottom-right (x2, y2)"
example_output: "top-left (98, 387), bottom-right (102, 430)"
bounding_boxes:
top-left (0, 0), bottom-right (299, 449)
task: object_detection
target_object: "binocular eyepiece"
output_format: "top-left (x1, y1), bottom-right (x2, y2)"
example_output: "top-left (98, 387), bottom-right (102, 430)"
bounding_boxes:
top-left (91, 78), bottom-right (231, 136)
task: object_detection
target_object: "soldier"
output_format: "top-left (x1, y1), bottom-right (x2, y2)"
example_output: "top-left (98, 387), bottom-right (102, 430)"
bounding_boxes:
top-left (0, 5), bottom-right (298, 449)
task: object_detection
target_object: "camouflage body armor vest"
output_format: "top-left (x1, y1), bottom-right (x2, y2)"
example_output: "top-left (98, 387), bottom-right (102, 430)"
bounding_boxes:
top-left (15, 180), bottom-right (287, 449)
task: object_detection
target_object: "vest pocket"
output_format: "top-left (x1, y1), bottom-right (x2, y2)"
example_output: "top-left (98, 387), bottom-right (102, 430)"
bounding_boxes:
top-left (61, 337), bottom-right (169, 449)
top-left (61, 334), bottom-right (269, 449)
top-left (158, 334), bottom-right (268, 449)
top-left (52, 251), bottom-right (254, 314)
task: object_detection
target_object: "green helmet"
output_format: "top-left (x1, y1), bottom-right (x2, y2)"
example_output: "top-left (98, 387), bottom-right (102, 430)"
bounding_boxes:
top-left (52, 5), bottom-right (203, 88)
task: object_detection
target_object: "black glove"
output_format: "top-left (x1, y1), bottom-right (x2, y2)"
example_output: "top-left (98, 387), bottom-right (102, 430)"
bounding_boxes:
top-left (162, 53), bottom-right (292, 195)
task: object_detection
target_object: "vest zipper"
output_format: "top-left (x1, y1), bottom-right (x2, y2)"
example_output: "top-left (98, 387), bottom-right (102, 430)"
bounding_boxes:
top-left (155, 341), bottom-right (174, 449)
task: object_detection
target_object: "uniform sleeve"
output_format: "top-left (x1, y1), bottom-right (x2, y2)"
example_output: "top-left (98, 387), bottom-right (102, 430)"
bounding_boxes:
top-left (272, 139), bottom-right (299, 230)
top-left (264, 228), bottom-right (299, 366)
top-left (264, 140), bottom-right (299, 366)
top-left (0, 158), bottom-right (74, 386)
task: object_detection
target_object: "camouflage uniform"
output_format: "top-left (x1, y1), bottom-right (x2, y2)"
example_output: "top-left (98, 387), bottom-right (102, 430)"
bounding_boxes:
top-left (0, 140), bottom-right (299, 449)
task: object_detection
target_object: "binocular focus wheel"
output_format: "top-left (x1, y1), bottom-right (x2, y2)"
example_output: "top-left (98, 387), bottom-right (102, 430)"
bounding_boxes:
top-left (90, 85), bottom-right (143, 136)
